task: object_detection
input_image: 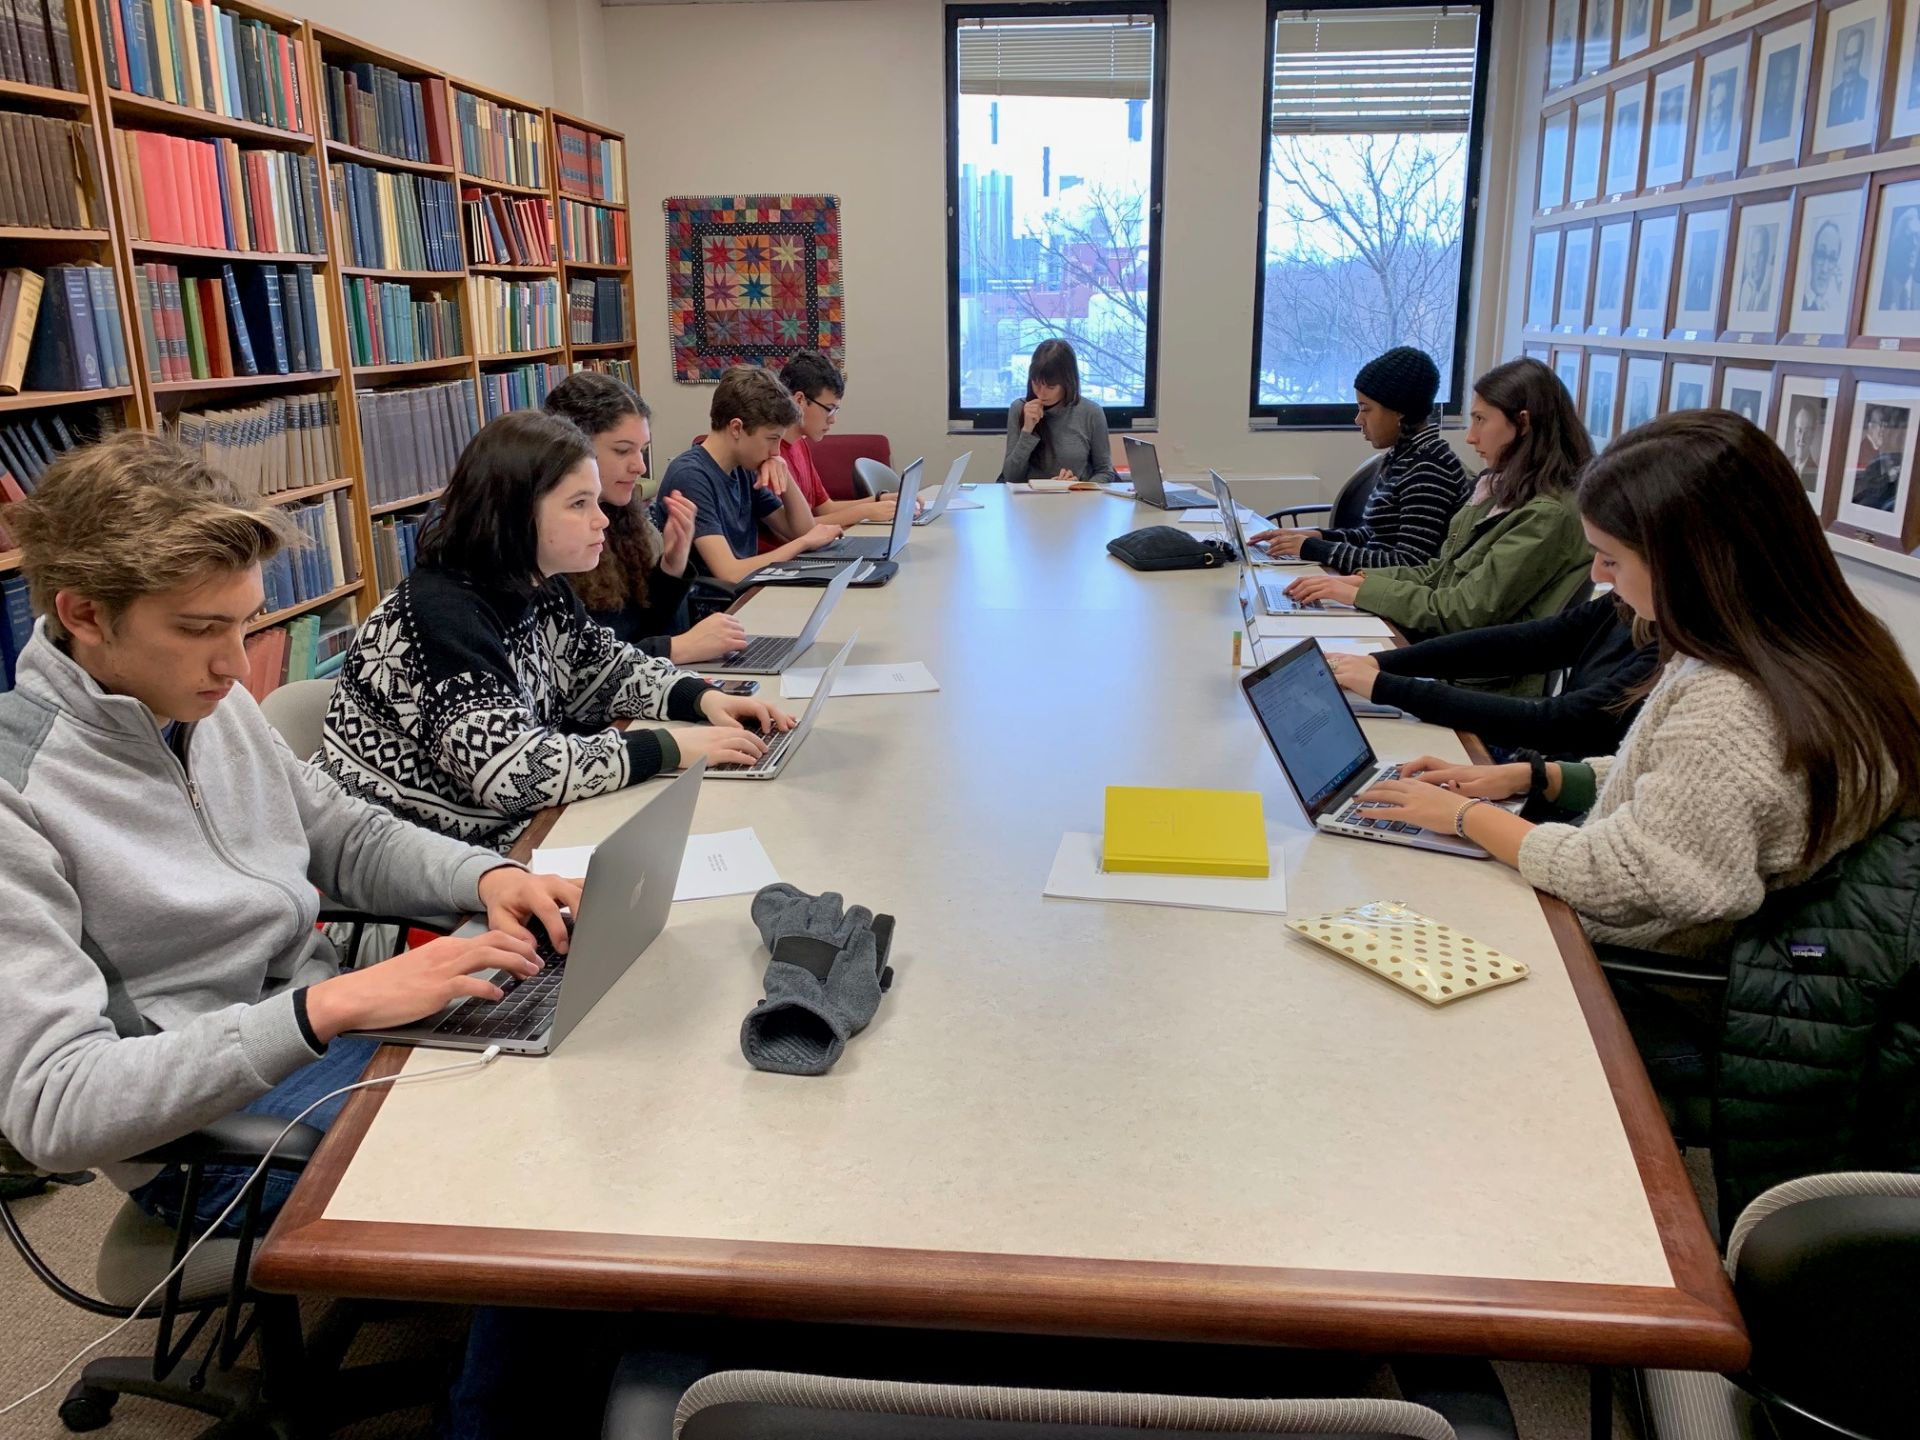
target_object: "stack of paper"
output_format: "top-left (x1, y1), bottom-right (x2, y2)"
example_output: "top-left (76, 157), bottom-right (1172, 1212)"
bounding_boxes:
top-left (1043, 833), bottom-right (1287, 914)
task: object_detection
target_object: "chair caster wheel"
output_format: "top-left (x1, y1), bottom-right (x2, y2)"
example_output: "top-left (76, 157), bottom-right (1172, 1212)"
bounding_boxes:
top-left (58, 1383), bottom-right (116, 1432)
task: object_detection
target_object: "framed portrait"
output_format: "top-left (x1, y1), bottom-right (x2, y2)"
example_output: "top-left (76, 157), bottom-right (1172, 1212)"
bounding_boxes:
top-left (1692, 41), bottom-right (1752, 182)
top-left (1619, 0), bottom-right (1655, 60)
top-left (1549, 0), bottom-right (1582, 92)
top-left (1559, 224), bottom-right (1596, 330)
top-left (1539, 108), bottom-right (1573, 211)
top-left (1746, 18), bottom-right (1814, 169)
top-left (1774, 372), bottom-right (1842, 511)
top-left (1528, 229), bottom-right (1563, 331)
top-left (1628, 210), bottom-right (1681, 334)
top-left (1569, 95), bottom-right (1608, 205)
top-left (1584, 350), bottom-right (1622, 445)
top-left (1724, 196), bottom-right (1793, 337)
top-left (1590, 217), bottom-right (1636, 333)
top-left (1889, 0), bottom-right (1920, 139)
top-left (1810, 0), bottom-right (1888, 156)
top-left (1605, 78), bottom-right (1648, 196)
top-left (1667, 360), bottom-right (1715, 410)
top-left (1719, 365), bottom-right (1775, 428)
top-left (1552, 346), bottom-right (1585, 404)
top-left (1671, 204), bottom-right (1732, 336)
top-left (1785, 181), bottom-right (1867, 340)
top-left (1661, 0), bottom-right (1703, 43)
top-left (1621, 355), bottom-right (1664, 431)
top-left (1863, 174), bottom-right (1920, 339)
top-left (1838, 379), bottom-right (1920, 537)
top-left (1645, 63), bottom-right (1696, 189)
top-left (1582, 0), bottom-right (1616, 78)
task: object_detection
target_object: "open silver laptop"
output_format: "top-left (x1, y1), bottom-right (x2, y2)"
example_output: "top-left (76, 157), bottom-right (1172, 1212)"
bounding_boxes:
top-left (347, 762), bottom-right (705, 1054)
top-left (1241, 639), bottom-right (1509, 858)
top-left (708, 635), bottom-right (856, 781)
top-left (912, 452), bottom-right (971, 525)
top-left (812, 459), bottom-right (923, 560)
top-left (699, 560), bottom-right (854, 674)
top-left (1124, 437), bottom-right (1209, 509)
top-left (1209, 472), bottom-right (1357, 615)
top-left (1235, 563), bottom-right (1402, 719)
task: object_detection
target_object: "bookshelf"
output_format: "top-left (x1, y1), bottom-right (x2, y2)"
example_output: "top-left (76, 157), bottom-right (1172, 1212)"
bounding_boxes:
top-left (548, 106), bottom-right (634, 382)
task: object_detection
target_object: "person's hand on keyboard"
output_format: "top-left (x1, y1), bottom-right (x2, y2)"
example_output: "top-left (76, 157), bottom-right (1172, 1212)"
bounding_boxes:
top-left (1398, 756), bottom-right (1530, 799)
top-left (302, 930), bottom-right (544, 1043)
top-left (698, 689), bottom-right (798, 734)
top-left (672, 725), bottom-right (772, 770)
top-left (1284, 573), bottom-right (1364, 607)
top-left (478, 866), bottom-right (584, 955)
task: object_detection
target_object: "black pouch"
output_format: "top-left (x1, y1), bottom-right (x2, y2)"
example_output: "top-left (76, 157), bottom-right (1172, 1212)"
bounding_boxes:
top-left (1106, 525), bottom-right (1231, 571)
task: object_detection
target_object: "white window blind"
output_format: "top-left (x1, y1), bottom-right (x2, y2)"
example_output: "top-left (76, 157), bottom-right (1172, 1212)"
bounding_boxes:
top-left (956, 15), bottom-right (1155, 100)
top-left (1270, 6), bottom-right (1480, 135)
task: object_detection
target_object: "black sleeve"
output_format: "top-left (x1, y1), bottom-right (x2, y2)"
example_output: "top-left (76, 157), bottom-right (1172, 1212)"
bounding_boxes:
top-left (635, 634), bottom-right (671, 659)
top-left (1371, 643), bottom-right (1657, 758)
top-left (1375, 599), bottom-right (1602, 681)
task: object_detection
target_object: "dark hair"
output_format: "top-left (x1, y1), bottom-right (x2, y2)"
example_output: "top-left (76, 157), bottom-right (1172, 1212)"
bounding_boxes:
top-left (1471, 358), bottom-right (1592, 509)
top-left (779, 350), bottom-right (844, 402)
top-left (416, 411), bottom-right (595, 593)
top-left (1025, 338), bottom-right (1081, 409)
top-left (543, 371), bottom-right (651, 436)
top-left (1579, 409), bottom-right (1920, 866)
top-left (711, 365), bottom-right (800, 432)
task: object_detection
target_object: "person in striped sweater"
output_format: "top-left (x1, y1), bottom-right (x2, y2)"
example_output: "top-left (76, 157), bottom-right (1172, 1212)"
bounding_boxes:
top-left (1250, 347), bottom-right (1470, 573)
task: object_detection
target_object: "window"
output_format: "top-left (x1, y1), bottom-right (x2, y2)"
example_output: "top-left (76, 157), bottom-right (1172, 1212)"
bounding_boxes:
top-left (947, 4), bottom-right (1166, 426)
top-left (1252, 4), bottom-right (1491, 425)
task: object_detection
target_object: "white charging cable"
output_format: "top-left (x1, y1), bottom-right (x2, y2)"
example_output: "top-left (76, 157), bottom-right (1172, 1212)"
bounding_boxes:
top-left (0, 1044), bottom-right (503, 1420)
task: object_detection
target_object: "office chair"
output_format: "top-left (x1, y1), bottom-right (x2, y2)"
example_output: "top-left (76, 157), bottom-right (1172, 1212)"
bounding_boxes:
top-left (258, 678), bottom-right (337, 764)
top-left (851, 456), bottom-right (896, 497)
top-left (1639, 1172), bottom-right (1920, 1440)
top-left (1266, 453), bottom-right (1386, 532)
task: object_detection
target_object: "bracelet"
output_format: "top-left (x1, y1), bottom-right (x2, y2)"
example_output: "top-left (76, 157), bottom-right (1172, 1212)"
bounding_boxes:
top-left (1453, 797), bottom-right (1490, 838)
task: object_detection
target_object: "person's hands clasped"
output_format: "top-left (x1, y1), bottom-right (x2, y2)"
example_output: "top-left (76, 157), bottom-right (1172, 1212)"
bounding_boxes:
top-left (658, 491), bottom-right (697, 576)
top-left (698, 688), bottom-right (798, 734)
top-left (1020, 398), bottom-right (1046, 433)
top-left (1248, 527), bottom-right (1316, 558)
top-left (477, 866), bottom-right (584, 954)
top-left (304, 930), bottom-right (543, 1042)
top-left (1284, 573), bottom-right (1364, 606)
top-left (670, 611), bottom-right (748, 664)
top-left (1326, 652), bottom-right (1381, 699)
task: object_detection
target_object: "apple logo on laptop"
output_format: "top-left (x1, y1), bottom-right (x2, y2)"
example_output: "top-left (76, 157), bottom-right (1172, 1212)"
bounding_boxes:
top-left (628, 875), bottom-right (648, 911)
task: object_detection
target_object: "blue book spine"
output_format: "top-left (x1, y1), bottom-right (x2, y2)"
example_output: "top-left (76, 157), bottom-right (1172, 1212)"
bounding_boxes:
top-left (259, 264), bottom-right (288, 373)
top-left (4, 574), bottom-right (37, 687)
top-left (295, 265), bottom-right (321, 374)
top-left (117, 0), bottom-right (146, 95)
top-left (220, 11), bottom-right (243, 129)
top-left (220, 263), bottom-right (257, 376)
top-left (81, 267), bottom-right (121, 389)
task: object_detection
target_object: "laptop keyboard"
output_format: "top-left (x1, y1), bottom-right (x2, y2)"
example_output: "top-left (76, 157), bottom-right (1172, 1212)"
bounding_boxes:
top-left (429, 931), bottom-right (568, 1041)
top-left (1330, 766), bottom-right (1428, 836)
top-left (1259, 581), bottom-right (1310, 611)
top-left (711, 724), bottom-right (799, 775)
top-left (719, 634), bottom-right (795, 670)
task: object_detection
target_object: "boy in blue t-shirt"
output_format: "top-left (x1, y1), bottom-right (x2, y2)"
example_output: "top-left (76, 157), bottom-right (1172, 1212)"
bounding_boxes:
top-left (656, 365), bottom-right (842, 585)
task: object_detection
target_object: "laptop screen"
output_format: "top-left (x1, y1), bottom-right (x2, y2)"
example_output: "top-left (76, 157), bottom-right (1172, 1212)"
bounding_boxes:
top-left (1241, 640), bottom-right (1375, 817)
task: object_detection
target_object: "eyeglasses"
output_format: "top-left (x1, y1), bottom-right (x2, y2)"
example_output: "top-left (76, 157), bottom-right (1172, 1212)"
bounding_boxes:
top-left (805, 395), bottom-right (841, 418)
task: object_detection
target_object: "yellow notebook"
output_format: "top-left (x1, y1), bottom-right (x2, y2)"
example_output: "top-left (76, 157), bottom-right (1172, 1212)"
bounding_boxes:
top-left (1102, 786), bottom-right (1269, 879)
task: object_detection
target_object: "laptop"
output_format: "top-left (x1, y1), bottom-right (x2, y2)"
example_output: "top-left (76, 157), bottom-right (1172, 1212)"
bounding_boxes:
top-left (912, 452), bottom-right (971, 525)
top-left (1240, 638), bottom-right (1501, 858)
top-left (699, 560), bottom-right (854, 674)
top-left (1209, 472), bottom-right (1358, 615)
top-left (708, 635), bottom-right (856, 781)
top-left (1235, 565), bottom-right (1402, 719)
top-left (811, 459), bottom-right (924, 560)
top-left (1124, 437), bottom-right (1209, 509)
top-left (347, 762), bottom-right (705, 1054)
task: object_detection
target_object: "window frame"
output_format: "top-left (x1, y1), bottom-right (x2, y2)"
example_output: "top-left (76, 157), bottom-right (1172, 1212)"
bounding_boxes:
top-left (1248, 0), bottom-right (1496, 428)
top-left (944, 0), bottom-right (1170, 431)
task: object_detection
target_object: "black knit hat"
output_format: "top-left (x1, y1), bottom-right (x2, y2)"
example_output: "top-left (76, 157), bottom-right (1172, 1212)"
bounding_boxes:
top-left (1353, 347), bottom-right (1441, 423)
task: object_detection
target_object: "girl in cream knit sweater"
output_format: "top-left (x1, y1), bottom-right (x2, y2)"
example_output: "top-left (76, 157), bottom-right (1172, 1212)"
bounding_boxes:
top-left (1359, 410), bottom-right (1920, 958)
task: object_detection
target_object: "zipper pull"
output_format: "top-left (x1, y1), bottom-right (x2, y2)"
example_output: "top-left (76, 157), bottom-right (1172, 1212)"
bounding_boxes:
top-left (188, 779), bottom-right (203, 811)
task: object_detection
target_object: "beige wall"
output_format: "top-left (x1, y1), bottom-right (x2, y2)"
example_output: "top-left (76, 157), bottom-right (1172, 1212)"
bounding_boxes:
top-left (273, 0), bottom-right (562, 108)
top-left (603, 0), bottom-right (1524, 507)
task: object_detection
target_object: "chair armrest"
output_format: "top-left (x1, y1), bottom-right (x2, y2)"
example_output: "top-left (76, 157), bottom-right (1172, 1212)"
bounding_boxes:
top-left (1266, 502), bottom-right (1332, 526)
top-left (1593, 944), bottom-right (1730, 987)
top-left (129, 1114), bottom-right (325, 1170)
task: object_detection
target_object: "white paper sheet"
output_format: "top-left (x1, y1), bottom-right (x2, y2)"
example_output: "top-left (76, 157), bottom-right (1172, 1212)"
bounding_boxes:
top-left (1043, 832), bottom-right (1287, 915)
top-left (943, 491), bottom-right (985, 510)
top-left (1013, 477), bottom-right (1076, 493)
top-left (531, 829), bottom-right (779, 902)
top-left (1253, 613), bottom-right (1395, 638)
top-left (779, 661), bottom-right (940, 699)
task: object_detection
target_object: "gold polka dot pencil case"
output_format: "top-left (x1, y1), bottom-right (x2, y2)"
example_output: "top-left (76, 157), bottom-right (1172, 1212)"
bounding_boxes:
top-left (1286, 901), bottom-right (1529, 1005)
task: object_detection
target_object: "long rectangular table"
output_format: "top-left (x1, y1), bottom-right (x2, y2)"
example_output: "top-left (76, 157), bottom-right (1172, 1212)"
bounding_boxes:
top-left (254, 486), bottom-right (1746, 1371)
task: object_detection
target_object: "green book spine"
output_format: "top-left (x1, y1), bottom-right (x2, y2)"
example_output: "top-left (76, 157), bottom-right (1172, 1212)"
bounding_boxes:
top-left (180, 277), bottom-right (207, 377)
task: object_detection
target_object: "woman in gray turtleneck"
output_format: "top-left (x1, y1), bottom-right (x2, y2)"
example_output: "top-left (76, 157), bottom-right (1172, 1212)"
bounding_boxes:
top-left (999, 338), bottom-right (1117, 486)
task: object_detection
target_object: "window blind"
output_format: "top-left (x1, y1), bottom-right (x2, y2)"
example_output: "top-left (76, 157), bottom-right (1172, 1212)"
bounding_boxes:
top-left (1270, 6), bottom-right (1480, 135)
top-left (956, 15), bottom-right (1155, 100)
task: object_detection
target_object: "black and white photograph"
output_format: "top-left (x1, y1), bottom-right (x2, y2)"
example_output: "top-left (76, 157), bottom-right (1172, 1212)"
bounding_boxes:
top-left (1591, 218), bottom-right (1635, 332)
top-left (1662, 0), bottom-right (1702, 42)
top-left (1774, 374), bottom-right (1841, 509)
top-left (1539, 108), bottom-right (1572, 210)
top-left (1622, 355), bottom-right (1663, 431)
top-left (1582, 0), bottom-right (1615, 78)
top-left (1569, 96), bottom-right (1607, 205)
top-left (1668, 360), bottom-right (1714, 410)
top-left (1725, 198), bottom-right (1791, 333)
top-left (1811, 0), bottom-right (1887, 154)
top-left (1788, 187), bottom-right (1865, 337)
top-left (1692, 45), bottom-right (1750, 180)
top-left (1672, 205), bottom-right (1731, 333)
top-left (1529, 229), bottom-right (1562, 330)
top-left (1558, 225), bottom-right (1595, 330)
top-left (1629, 211), bottom-right (1679, 331)
top-left (1865, 177), bottom-right (1920, 338)
top-left (1645, 65), bottom-right (1694, 188)
top-left (1747, 21), bottom-right (1813, 168)
top-left (1891, 0), bottom-right (1920, 138)
top-left (1549, 0), bottom-right (1581, 91)
top-left (1619, 0), bottom-right (1654, 60)
top-left (1839, 380), bottom-right (1919, 536)
top-left (1605, 80), bottom-right (1647, 196)
top-left (1585, 350), bottom-right (1621, 444)
top-left (1720, 366), bottom-right (1774, 427)
top-left (1553, 347), bottom-right (1584, 404)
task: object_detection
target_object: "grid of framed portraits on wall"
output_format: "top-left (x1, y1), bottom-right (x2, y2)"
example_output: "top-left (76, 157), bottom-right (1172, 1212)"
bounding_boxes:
top-left (1528, 0), bottom-right (1920, 561)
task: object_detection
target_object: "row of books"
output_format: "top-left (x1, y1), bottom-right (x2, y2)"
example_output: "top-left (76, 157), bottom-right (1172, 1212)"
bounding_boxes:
top-left (166, 392), bottom-right (341, 497)
top-left (568, 276), bottom-right (629, 347)
top-left (553, 123), bottom-right (623, 206)
top-left (133, 260), bottom-right (330, 382)
top-left (0, 0), bottom-right (78, 90)
top-left (370, 510), bottom-right (423, 595)
top-left (462, 189), bottom-right (553, 268)
top-left (573, 355), bottom-right (635, 387)
top-left (1, 574), bottom-right (32, 690)
top-left (471, 275), bottom-right (560, 356)
top-left (479, 359), bottom-right (566, 421)
top-left (261, 490), bottom-right (357, 615)
top-left (454, 91), bottom-right (541, 189)
top-left (242, 612), bottom-right (351, 702)
top-left (343, 275), bottom-right (462, 368)
top-left (556, 199), bottom-right (627, 267)
top-left (331, 163), bottom-right (461, 274)
top-left (95, 0), bottom-right (310, 133)
top-left (1, 264), bottom-right (130, 393)
top-left (354, 376), bottom-right (477, 509)
top-left (322, 60), bottom-right (451, 168)
top-left (115, 128), bottom-right (325, 255)
top-left (0, 113), bottom-right (99, 230)
top-left (0, 404), bottom-right (118, 549)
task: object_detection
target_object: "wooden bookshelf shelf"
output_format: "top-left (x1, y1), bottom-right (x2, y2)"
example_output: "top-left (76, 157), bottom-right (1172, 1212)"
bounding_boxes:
top-left (351, 356), bottom-right (475, 378)
top-left (0, 76), bottom-right (90, 108)
top-left (248, 581), bottom-right (359, 633)
top-left (468, 263), bottom-right (557, 276)
top-left (0, 550), bottom-right (20, 574)
top-left (478, 346), bottom-right (564, 364)
top-left (130, 240), bottom-right (329, 265)
top-left (369, 488), bottom-right (445, 517)
top-left (0, 226), bottom-right (111, 243)
top-left (0, 386), bottom-right (137, 413)
top-left (561, 258), bottom-right (628, 272)
top-left (557, 197), bottom-right (626, 214)
top-left (151, 370), bottom-right (342, 396)
top-left (266, 477), bottom-right (356, 507)
top-left (570, 340), bottom-right (633, 354)
top-left (110, 89), bottom-right (315, 147)
top-left (457, 172), bottom-right (546, 199)
top-left (320, 138), bottom-right (455, 177)
top-left (340, 266), bottom-right (463, 281)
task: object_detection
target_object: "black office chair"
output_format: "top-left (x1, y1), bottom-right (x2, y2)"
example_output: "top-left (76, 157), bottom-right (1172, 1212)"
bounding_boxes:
top-left (1266, 454), bottom-right (1386, 532)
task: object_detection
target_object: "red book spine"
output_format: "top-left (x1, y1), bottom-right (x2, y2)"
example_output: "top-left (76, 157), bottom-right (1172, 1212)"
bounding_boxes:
top-left (197, 141), bottom-right (221, 249)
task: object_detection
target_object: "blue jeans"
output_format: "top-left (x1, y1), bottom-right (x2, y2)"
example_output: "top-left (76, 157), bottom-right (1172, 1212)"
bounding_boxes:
top-left (130, 1036), bottom-right (381, 1238)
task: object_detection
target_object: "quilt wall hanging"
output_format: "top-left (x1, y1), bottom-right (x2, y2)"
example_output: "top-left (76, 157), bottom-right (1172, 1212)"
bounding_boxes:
top-left (664, 194), bottom-right (844, 383)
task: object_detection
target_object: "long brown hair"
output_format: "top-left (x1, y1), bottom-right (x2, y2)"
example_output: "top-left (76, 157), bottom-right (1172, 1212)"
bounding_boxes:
top-left (1578, 409), bottom-right (1920, 865)
top-left (544, 373), bottom-right (656, 614)
top-left (1472, 358), bottom-right (1592, 510)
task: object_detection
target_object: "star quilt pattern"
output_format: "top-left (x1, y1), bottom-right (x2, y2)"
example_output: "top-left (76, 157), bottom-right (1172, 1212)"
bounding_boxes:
top-left (664, 194), bottom-right (844, 382)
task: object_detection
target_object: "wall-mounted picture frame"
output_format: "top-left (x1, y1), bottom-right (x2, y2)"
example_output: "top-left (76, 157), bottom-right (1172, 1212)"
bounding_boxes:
top-left (1783, 177), bottom-right (1868, 343)
top-left (1559, 224), bottom-right (1597, 330)
top-left (1582, 0), bottom-right (1617, 78)
top-left (1619, 0), bottom-right (1655, 60)
top-left (1605, 77), bottom-right (1649, 197)
top-left (1774, 369), bottom-right (1843, 511)
top-left (1569, 94), bottom-right (1609, 206)
top-left (1646, 60), bottom-right (1698, 190)
top-left (1888, 0), bottom-right (1920, 139)
top-left (1692, 37), bottom-right (1754, 182)
top-left (1668, 359), bottom-right (1716, 410)
top-left (1838, 377), bottom-right (1919, 537)
top-left (1540, 107), bottom-right (1574, 211)
top-left (1746, 12), bottom-right (1815, 171)
top-left (1720, 364), bottom-right (1776, 427)
top-left (1672, 203), bottom-right (1733, 337)
top-left (1585, 349), bottom-right (1622, 444)
top-left (1590, 216), bottom-right (1637, 334)
top-left (1661, 0), bottom-right (1704, 43)
top-left (1628, 208), bottom-right (1682, 335)
top-left (1528, 229), bottom-right (1564, 331)
top-left (1723, 193), bottom-right (1794, 339)
top-left (1710, 0), bottom-right (1753, 20)
top-left (1621, 353), bottom-right (1665, 431)
top-left (1552, 345), bottom-right (1586, 404)
top-left (1549, 0), bottom-right (1583, 92)
top-left (1862, 169), bottom-right (1920, 341)
top-left (1810, 0), bottom-right (1889, 157)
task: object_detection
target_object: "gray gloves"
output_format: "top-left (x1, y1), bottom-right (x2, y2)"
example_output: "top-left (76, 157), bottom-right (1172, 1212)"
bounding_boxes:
top-left (741, 884), bottom-right (895, 1076)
